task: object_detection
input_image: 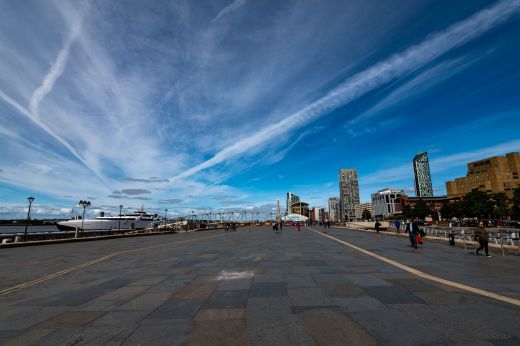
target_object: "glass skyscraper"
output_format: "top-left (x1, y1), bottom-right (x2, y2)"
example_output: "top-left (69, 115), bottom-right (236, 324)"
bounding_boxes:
top-left (413, 152), bottom-right (433, 197)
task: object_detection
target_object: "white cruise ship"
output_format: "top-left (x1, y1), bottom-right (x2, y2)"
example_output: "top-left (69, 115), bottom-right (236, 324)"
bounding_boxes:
top-left (56, 209), bottom-right (164, 231)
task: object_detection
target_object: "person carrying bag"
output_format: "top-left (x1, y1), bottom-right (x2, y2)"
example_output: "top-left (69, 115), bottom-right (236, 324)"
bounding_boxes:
top-left (474, 221), bottom-right (491, 257)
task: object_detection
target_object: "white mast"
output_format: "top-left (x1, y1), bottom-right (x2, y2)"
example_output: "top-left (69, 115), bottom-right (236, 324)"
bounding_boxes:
top-left (276, 200), bottom-right (282, 223)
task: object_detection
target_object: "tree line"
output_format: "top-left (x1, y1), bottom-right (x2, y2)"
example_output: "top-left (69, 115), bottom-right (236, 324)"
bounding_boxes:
top-left (409, 187), bottom-right (520, 220)
top-left (359, 187), bottom-right (520, 221)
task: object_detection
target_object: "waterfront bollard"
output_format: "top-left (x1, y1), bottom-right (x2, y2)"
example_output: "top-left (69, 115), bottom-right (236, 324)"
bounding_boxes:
top-left (75, 227), bottom-right (79, 238)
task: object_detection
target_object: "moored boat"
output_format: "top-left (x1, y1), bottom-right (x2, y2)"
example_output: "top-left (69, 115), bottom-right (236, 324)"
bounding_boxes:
top-left (56, 209), bottom-right (163, 231)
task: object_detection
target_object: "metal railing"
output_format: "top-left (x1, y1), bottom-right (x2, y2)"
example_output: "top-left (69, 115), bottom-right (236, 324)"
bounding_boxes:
top-left (342, 224), bottom-right (520, 256)
top-left (421, 227), bottom-right (520, 256)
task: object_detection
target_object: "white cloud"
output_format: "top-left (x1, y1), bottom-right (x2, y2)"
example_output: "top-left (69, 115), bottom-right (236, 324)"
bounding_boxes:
top-left (1, 1), bottom-right (518, 218)
top-left (171, 0), bottom-right (520, 181)
top-left (212, 0), bottom-right (247, 23)
top-left (29, 21), bottom-right (81, 119)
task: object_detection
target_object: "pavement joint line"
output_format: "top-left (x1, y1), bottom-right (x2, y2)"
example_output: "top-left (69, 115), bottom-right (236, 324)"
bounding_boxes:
top-left (0, 232), bottom-right (227, 296)
top-left (307, 227), bottom-right (520, 307)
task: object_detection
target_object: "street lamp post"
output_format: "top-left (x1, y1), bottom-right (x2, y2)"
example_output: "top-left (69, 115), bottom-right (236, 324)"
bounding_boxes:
top-left (23, 197), bottom-right (35, 241)
top-left (118, 205), bottom-right (123, 231)
top-left (79, 200), bottom-right (91, 233)
top-left (164, 208), bottom-right (168, 227)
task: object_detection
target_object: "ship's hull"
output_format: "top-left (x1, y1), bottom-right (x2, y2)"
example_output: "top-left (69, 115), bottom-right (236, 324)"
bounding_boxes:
top-left (56, 218), bottom-right (158, 231)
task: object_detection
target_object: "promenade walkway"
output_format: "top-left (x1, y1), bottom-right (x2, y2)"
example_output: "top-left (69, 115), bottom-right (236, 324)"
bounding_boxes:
top-left (1, 226), bottom-right (520, 345)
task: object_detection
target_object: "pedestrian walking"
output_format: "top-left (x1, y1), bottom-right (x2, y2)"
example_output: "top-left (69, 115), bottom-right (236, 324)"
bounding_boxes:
top-left (406, 219), bottom-right (419, 248)
top-left (395, 220), bottom-right (401, 234)
top-left (280, 221), bottom-right (283, 231)
top-left (375, 220), bottom-right (381, 234)
top-left (475, 220), bottom-right (491, 257)
top-left (296, 223), bottom-right (301, 232)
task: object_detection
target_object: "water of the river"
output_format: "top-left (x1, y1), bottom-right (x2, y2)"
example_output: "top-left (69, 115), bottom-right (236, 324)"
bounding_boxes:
top-left (0, 225), bottom-right (59, 234)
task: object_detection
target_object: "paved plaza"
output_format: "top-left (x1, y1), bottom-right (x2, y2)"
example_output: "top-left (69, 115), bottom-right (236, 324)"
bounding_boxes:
top-left (1, 226), bottom-right (520, 345)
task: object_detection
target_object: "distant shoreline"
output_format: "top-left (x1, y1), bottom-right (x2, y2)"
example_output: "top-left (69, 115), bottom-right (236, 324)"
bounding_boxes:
top-left (0, 221), bottom-right (61, 226)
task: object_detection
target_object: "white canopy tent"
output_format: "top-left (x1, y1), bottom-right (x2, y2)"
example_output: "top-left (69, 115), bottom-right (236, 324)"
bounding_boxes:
top-left (281, 214), bottom-right (309, 222)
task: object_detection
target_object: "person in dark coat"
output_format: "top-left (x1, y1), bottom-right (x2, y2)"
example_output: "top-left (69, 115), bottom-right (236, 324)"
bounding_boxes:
top-left (395, 220), bottom-right (401, 234)
top-left (406, 219), bottom-right (419, 248)
top-left (475, 220), bottom-right (491, 257)
top-left (375, 220), bottom-right (381, 234)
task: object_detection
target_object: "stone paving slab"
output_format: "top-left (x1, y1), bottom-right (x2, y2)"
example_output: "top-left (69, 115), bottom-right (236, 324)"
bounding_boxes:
top-left (193, 308), bottom-right (246, 321)
top-left (362, 285), bottom-right (424, 305)
top-left (1, 227), bottom-right (520, 345)
top-left (288, 287), bottom-right (333, 307)
top-left (122, 319), bottom-right (191, 346)
top-left (146, 298), bottom-right (204, 320)
top-left (187, 319), bottom-right (247, 345)
top-left (31, 326), bottom-right (133, 346)
top-left (2, 329), bottom-right (54, 346)
top-left (319, 280), bottom-right (364, 297)
top-left (299, 313), bottom-right (380, 345)
top-left (203, 289), bottom-right (249, 309)
top-left (332, 296), bottom-right (386, 312)
top-left (250, 282), bottom-right (287, 298)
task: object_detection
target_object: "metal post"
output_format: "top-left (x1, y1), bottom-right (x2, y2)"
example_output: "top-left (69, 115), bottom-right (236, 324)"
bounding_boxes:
top-left (79, 200), bottom-right (91, 234)
top-left (118, 205), bottom-right (123, 232)
top-left (164, 208), bottom-right (168, 227)
top-left (23, 197), bottom-right (35, 241)
top-left (81, 206), bottom-right (86, 231)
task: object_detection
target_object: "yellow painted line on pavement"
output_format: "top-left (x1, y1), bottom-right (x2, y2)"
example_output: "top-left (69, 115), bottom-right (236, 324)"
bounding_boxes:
top-left (0, 233), bottom-right (226, 296)
top-left (308, 227), bottom-right (520, 307)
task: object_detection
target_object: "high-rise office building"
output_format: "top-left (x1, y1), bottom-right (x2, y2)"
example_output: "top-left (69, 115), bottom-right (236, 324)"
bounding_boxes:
top-left (328, 197), bottom-right (340, 222)
top-left (286, 192), bottom-right (300, 215)
top-left (413, 152), bottom-right (433, 197)
top-left (339, 169), bottom-right (360, 221)
top-left (446, 152), bottom-right (520, 198)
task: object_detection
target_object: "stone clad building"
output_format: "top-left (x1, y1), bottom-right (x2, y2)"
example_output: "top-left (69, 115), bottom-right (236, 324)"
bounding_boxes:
top-left (354, 202), bottom-right (373, 220)
top-left (291, 202), bottom-right (309, 217)
top-left (339, 169), bottom-right (360, 221)
top-left (328, 197), bottom-right (340, 222)
top-left (446, 152), bottom-right (520, 198)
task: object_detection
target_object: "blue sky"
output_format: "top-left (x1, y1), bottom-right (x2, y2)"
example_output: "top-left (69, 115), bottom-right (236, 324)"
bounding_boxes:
top-left (1, 0), bottom-right (520, 219)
